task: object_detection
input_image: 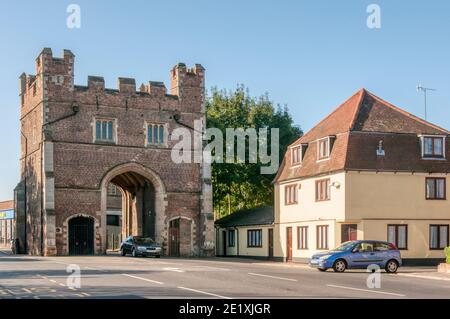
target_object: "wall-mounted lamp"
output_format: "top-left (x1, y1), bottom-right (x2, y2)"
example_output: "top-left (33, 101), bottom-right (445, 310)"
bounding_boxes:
top-left (330, 181), bottom-right (341, 189)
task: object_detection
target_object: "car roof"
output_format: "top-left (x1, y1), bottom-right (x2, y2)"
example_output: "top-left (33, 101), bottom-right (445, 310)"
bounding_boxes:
top-left (354, 240), bottom-right (390, 244)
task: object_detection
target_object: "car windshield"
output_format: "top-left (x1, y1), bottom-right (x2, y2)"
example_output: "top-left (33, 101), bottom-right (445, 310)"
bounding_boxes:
top-left (333, 241), bottom-right (356, 251)
top-left (134, 237), bottom-right (155, 244)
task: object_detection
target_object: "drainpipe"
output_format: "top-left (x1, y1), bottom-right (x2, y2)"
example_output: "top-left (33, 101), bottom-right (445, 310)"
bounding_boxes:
top-left (20, 130), bottom-right (27, 254)
top-left (236, 227), bottom-right (239, 257)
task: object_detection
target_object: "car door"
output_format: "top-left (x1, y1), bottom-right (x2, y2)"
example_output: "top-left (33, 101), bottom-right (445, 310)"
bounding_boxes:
top-left (373, 242), bottom-right (392, 267)
top-left (347, 242), bottom-right (376, 269)
top-left (123, 236), bottom-right (133, 253)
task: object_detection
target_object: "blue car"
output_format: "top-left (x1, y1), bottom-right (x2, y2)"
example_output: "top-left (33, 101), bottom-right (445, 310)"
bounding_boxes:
top-left (309, 240), bottom-right (402, 273)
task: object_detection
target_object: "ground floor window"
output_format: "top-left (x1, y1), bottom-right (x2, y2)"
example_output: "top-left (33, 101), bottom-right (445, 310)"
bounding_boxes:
top-left (247, 229), bottom-right (262, 247)
top-left (297, 226), bottom-right (308, 249)
top-left (106, 215), bottom-right (120, 226)
top-left (341, 224), bottom-right (357, 242)
top-left (228, 229), bottom-right (235, 247)
top-left (430, 225), bottom-right (449, 250)
top-left (316, 225), bottom-right (328, 250)
top-left (387, 225), bottom-right (408, 250)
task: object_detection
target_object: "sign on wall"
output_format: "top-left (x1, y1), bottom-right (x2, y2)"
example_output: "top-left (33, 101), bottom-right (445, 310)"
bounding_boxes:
top-left (0, 210), bottom-right (14, 220)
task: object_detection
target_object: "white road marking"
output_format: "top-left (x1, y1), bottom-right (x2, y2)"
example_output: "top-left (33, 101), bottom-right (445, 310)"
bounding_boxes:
top-left (58, 283), bottom-right (66, 287)
top-left (248, 272), bottom-right (298, 282)
top-left (22, 288), bottom-right (33, 294)
top-left (397, 273), bottom-right (450, 282)
top-left (327, 284), bottom-right (406, 297)
top-left (121, 274), bottom-right (164, 285)
top-left (49, 279), bottom-right (57, 283)
top-left (81, 292), bottom-right (90, 297)
top-left (194, 266), bottom-right (230, 271)
top-left (177, 286), bottom-right (232, 299)
top-left (163, 267), bottom-right (185, 273)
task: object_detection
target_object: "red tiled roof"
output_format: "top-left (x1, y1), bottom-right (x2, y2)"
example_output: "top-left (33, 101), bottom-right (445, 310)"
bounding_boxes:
top-left (0, 200), bottom-right (14, 211)
top-left (274, 89), bottom-right (450, 183)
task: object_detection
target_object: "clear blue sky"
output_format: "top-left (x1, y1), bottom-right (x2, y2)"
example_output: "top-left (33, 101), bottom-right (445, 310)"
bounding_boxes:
top-left (1, 0), bottom-right (449, 201)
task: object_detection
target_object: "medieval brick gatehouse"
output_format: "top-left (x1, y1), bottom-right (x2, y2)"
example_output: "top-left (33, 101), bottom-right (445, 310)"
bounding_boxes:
top-left (15, 48), bottom-right (214, 256)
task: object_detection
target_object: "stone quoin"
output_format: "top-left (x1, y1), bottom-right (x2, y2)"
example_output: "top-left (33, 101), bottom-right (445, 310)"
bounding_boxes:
top-left (15, 48), bottom-right (214, 257)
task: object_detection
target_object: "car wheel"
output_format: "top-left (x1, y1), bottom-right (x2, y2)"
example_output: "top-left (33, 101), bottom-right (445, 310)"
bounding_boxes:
top-left (120, 248), bottom-right (126, 256)
top-left (333, 259), bottom-right (347, 273)
top-left (132, 248), bottom-right (137, 257)
top-left (385, 260), bottom-right (399, 273)
top-left (155, 255), bottom-right (161, 258)
top-left (318, 268), bottom-right (327, 272)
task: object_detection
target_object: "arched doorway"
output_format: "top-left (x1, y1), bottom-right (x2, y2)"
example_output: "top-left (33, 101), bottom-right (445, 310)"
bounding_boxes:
top-left (100, 163), bottom-right (167, 254)
top-left (69, 216), bottom-right (94, 255)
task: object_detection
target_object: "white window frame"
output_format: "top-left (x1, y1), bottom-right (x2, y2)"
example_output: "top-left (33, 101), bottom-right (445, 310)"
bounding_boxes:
top-left (146, 122), bottom-right (168, 147)
top-left (291, 145), bottom-right (302, 166)
top-left (94, 118), bottom-right (117, 144)
top-left (419, 135), bottom-right (446, 160)
top-left (317, 137), bottom-right (331, 162)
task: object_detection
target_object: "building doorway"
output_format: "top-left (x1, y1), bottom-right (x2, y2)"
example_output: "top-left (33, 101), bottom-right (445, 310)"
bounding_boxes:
top-left (169, 219), bottom-right (180, 257)
top-left (222, 230), bottom-right (227, 256)
top-left (69, 216), bottom-right (94, 255)
top-left (341, 224), bottom-right (358, 243)
top-left (268, 228), bottom-right (274, 259)
top-left (286, 227), bottom-right (292, 262)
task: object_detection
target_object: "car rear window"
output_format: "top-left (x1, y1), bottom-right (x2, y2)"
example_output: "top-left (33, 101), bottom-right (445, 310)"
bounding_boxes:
top-left (374, 242), bottom-right (391, 251)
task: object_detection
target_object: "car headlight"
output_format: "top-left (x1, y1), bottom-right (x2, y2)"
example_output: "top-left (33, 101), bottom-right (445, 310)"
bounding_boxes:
top-left (319, 255), bottom-right (332, 260)
top-left (137, 246), bottom-right (147, 251)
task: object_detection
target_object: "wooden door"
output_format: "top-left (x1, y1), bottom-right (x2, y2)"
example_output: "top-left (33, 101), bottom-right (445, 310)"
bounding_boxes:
top-left (286, 227), bottom-right (292, 262)
top-left (169, 219), bottom-right (180, 257)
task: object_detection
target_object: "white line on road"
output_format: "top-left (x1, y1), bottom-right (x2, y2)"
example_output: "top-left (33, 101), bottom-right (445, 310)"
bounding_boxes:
top-left (326, 284), bottom-right (406, 297)
top-left (177, 286), bottom-right (232, 299)
top-left (194, 266), bottom-right (230, 271)
top-left (248, 272), bottom-right (298, 282)
top-left (121, 274), bottom-right (164, 285)
top-left (397, 273), bottom-right (450, 282)
top-left (163, 267), bottom-right (185, 273)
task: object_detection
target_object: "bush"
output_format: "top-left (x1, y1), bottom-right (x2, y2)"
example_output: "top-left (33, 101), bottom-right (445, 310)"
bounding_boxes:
top-left (445, 247), bottom-right (450, 264)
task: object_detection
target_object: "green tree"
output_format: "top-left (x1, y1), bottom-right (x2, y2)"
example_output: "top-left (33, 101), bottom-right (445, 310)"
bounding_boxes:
top-left (206, 85), bottom-right (302, 218)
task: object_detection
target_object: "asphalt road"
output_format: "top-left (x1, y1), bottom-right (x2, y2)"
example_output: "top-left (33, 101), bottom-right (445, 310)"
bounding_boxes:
top-left (0, 250), bottom-right (449, 299)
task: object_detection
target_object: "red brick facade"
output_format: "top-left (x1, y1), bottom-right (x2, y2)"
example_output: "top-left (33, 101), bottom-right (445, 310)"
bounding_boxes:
top-left (15, 48), bottom-right (214, 256)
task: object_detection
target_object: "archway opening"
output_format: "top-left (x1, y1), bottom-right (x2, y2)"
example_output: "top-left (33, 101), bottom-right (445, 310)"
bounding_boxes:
top-left (69, 216), bottom-right (94, 255)
top-left (110, 171), bottom-right (156, 244)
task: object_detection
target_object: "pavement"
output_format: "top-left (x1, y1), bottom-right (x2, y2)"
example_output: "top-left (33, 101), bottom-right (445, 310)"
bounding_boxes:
top-left (0, 248), bottom-right (449, 299)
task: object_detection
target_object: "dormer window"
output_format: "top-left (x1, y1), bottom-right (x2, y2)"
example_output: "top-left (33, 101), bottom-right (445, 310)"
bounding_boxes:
top-left (317, 137), bottom-right (330, 160)
top-left (291, 146), bottom-right (302, 165)
top-left (420, 135), bottom-right (445, 159)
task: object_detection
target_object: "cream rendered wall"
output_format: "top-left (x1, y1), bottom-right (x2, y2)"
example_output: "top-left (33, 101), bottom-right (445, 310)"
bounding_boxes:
top-left (278, 220), bottom-right (337, 260)
top-left (362, 219), bottom-right (448, 259)
top-left (237, 226), bottom-right (272, 257)
top-left (278, 172), bottom-right (347, 223)
top-left (346, 172), bottom-right (449, 220)
top-left (216, 226), bottom-right (273, 257)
